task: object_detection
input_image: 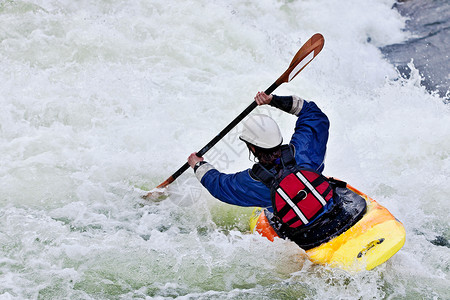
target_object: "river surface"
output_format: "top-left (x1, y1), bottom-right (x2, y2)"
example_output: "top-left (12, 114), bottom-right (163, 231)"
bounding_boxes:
top-left (381, 0), bottom-right (449, 100)
top-left (1, 0), bottom-right (449, 299)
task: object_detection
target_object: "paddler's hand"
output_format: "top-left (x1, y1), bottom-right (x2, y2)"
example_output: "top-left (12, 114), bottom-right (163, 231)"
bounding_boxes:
top-left (188, 152), bottom-right (204, 168)
top-left (254, 91), bottom-right (273, 105)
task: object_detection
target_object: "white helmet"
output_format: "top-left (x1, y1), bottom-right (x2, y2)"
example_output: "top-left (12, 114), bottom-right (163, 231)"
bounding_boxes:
top-left (239, 114), bottom-right (283, 149)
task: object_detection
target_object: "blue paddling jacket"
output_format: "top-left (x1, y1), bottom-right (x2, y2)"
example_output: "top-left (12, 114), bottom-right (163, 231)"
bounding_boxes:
top-left (194, 95), bottom-right (330, 214)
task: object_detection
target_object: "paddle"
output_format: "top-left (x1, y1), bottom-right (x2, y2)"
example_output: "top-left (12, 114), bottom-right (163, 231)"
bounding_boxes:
top-left (144, 33), bottom-right (325, 200)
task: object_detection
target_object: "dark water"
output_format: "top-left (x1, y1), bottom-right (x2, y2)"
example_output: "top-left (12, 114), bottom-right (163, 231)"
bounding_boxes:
top-left (381, 0), bottom-right (449, 100)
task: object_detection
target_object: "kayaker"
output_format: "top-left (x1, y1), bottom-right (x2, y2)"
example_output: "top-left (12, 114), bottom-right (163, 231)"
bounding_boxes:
top-left (187, 91), bottom-right (366, 249)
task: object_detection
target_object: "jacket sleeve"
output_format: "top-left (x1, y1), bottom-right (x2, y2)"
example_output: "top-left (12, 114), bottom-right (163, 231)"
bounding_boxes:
top-left (195, 164), bottom-right (273, 210)
top-left (289, 100), bottom-right (330, 173)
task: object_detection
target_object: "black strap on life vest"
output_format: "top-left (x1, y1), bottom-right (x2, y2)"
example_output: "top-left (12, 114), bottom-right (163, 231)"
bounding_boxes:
top-left (250, 144), bottom-right (296, 187)
top-left (251, 144), bottom-right (333, 229)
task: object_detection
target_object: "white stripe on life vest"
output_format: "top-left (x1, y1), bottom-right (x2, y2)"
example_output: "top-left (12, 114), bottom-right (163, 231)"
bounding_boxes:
top-left (295, 172), bottom-right (327, 206)
top-left (277, 188), bottom-right (309, 225)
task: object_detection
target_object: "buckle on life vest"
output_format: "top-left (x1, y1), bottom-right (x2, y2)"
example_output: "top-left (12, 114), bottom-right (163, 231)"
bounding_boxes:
top-left (294, 190), bottom-right (307, 201)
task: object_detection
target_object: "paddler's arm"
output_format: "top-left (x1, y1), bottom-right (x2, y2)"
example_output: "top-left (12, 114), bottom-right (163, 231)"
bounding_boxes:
top-left (187, 153), bottom-right (273, 210)
top-left (256, 92), bottom-right (330, 173)
top-left (254, 92), bottom-right (303, 115)
top-left (287, 98), bottom-right (329, 173)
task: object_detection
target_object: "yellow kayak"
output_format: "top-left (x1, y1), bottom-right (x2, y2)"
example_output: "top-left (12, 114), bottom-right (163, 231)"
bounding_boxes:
top-left (249, 183), bottom-right (406, 271)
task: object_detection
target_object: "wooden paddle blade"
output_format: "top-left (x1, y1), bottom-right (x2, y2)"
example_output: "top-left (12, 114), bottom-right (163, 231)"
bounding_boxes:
top-left (142, 176), bottom-right (174, 200)
top-left (155, 176), bottom-right (175, 189)
top-left (142, 188), bottom-right (168, 201)
top-left (277, 33), bottom-right (325, 84)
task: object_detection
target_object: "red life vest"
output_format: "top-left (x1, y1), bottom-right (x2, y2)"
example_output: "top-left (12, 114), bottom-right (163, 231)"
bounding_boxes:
top-left (274, 169), bottom-right (333, 227)
top-left (251, 145), bottom-right (333, 228)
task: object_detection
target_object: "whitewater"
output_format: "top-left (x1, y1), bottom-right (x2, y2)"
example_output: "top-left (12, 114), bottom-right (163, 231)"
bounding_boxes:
top-left (0, 0), bottom-right (449, 299)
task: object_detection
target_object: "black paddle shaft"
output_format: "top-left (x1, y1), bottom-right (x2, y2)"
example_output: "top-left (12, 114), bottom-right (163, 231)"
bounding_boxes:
top-left (170, 81), bottom-right (279, 181)
top-left (149, 33), bottom-right (325, 194)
